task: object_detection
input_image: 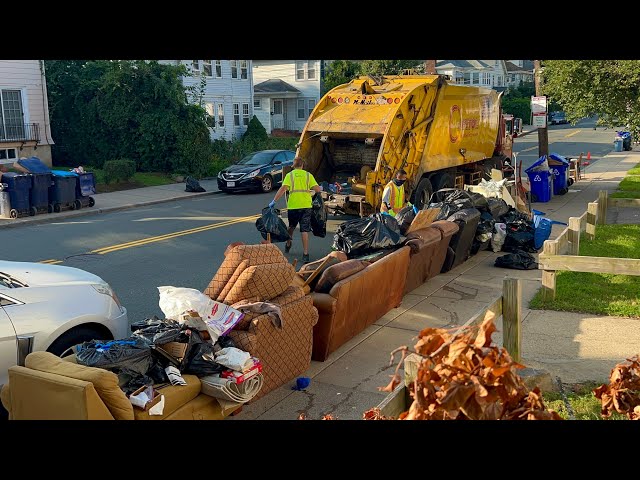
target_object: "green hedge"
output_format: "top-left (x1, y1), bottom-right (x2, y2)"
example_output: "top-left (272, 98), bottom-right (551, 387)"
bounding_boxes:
top-left (103, 159), bottom-right (136, 184)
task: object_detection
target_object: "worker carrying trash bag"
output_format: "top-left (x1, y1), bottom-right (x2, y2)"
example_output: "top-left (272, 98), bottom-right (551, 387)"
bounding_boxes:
top-left (269, 156), bottom-right (321, 263)
top-left (380, 169), bottom-right (408, 217)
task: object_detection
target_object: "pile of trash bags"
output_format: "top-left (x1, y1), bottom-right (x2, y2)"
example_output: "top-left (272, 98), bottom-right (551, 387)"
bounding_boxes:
top-left (333, 213), bottom-right (406, 257)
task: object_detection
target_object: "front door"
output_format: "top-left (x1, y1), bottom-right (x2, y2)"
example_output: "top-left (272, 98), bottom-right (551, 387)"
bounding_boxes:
top-left (272, 99), bottom-right (284, 129)
top-left (0, 302), bottom-right (17, 386)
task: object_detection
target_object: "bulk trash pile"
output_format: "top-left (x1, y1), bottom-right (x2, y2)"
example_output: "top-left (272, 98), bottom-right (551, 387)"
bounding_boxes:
top-left (362, 317), bottom-right (562, 420)
top-left (76, 286), bottom-right (264, 413)
top-left (333, 213), bottom-right (406, 258)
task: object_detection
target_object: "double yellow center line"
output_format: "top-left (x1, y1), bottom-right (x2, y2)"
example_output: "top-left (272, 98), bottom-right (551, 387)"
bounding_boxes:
top-left (39, 213), bottom-right (262, 264)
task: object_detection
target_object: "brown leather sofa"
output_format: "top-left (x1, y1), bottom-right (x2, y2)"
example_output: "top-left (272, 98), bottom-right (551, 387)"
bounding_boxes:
top-left (403, 220), bottom-right (459, 294)
top-left (0, 352), bottom-right (240, 420)
top-left (311, 246), bottom-right (411, 361)
top-left (204, 243), bottom-right (318, 399)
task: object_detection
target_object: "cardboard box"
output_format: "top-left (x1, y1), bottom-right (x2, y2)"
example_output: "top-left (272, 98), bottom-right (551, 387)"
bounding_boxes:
top-left (220, 358), bottom-right (263, 384)
top-left (158, 341), bottom-right (188, 360)
top-left (129, 385), bottom-right (162, 411)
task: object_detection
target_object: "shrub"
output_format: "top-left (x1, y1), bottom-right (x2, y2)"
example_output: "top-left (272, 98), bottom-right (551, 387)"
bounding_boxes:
top-left (242, 115), bottom-right (268, 143)
top-left (103, 159), bottom-right (136, 184)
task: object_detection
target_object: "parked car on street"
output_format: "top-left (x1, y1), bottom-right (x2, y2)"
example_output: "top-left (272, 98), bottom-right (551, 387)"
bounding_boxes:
top-left (0, 261), bottom-right (128, 388)
top-left (549, 111), bottom-right (569, 125)
top-left (217, 150), bottom-right (295, 193)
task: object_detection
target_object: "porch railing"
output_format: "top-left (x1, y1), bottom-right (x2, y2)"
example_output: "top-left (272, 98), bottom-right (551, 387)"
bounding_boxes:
top-left (0, 123), bottom-right (41, 143)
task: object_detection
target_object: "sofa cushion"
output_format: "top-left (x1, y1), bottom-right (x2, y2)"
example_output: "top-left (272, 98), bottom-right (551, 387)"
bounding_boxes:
top-left (430, 220), bottom-right (460, 238)
top-left (222, 262), bottom-right (295, 304)
top-left (232, 285), bottom-right (305, 330)
top-left (314, 260), bottom-right (369, 294)
top-left (405, 227), bottom-right (442, 244)
top-left (25, 351), bottom-right (134, 420)
top-left (133, 374), bottom-right (201, 420)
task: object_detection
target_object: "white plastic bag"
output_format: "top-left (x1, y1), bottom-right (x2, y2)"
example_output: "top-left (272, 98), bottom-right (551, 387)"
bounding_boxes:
top-left (215, 347), bottom-right (252, 372)
top-left (157, 286), bottom-right (244, 343)
top-left (492, 223), bottom-right (507, 252)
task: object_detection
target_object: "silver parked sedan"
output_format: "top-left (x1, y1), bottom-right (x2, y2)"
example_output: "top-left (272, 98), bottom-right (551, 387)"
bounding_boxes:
top-left (0, 261), bottom-right (128, 387)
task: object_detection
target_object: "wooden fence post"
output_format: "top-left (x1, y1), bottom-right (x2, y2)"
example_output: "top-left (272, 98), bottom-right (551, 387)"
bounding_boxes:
top-left (597, 190), bottom-right (608, 226)
top-left (502, 277), bottom-right (522, 362)
top-left (586, 202), bottom-right (598, 240)
top-left (541, 240), bottom-right (559, 301)
top-left (568, 216), bottom-right (581, 255)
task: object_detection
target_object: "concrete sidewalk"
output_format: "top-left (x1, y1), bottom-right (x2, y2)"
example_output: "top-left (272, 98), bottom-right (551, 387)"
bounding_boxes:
top-left (0, 179), bottom-right (221, 229)
top-left (233, 148), bottom-right (640, 420)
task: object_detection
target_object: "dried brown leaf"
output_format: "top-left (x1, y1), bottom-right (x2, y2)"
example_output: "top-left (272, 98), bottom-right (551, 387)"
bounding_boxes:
top-left (322, 413), bottom-right (336, 420)
top-left (378, 373), bottom-right (402, 393)
top-left (474, 316), bottom-right (497, 348)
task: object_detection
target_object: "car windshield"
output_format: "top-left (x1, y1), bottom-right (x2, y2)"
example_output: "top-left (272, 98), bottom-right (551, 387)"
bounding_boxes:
top-left (236, 152), bottom-right (274, 166)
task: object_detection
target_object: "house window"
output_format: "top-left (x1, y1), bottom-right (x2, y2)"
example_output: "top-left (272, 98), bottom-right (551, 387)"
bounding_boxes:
top-left (463, 73), bottom-right (471, 85)
top-left (472, 73), bottom-right (479, 85)
top-left (254, 98), bottom-right (262, 110)
top-left (0, 89), bottom-right (25, 140)
top-left (481, 73), bottom-right (491, 85)
top-left (231, 60), bottom-right (238, 79)
top-left (297, 99), bottom-right (306, 119)
top-left (240, 60), bottom-right (248, 80)
top-left (217, 103), bottom-right (225, 127)
top-left (307, 61), bottom-right (316, 80)
top-left (215, 60), bottom-right (222, 78)
top-left (242, 103), bottom-right (250, 126)
top-left (202, 60), bottom-right (212, 77)
top-left (296, 61), bottom-right (305, 80)
top-left (233, 103), bottom-right (240, 126)
top-left (0, 148), bottom-right (17, 160)
top-left (307, 99), bottom-right (316, 117)
top-left (273, 101), bottom-right (283, 115)
top-left (191, 60), bottom-right (200, 74)
top-left (497, 75), bottom-right (503, 87)
top-left (205, 103), bottom-right (215, 127)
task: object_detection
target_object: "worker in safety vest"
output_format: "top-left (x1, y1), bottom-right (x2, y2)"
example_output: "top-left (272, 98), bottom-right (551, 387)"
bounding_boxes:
top-left (270, 157), bottom-right (322, 263)
top-left (380, 169), bottom-right (408, 216)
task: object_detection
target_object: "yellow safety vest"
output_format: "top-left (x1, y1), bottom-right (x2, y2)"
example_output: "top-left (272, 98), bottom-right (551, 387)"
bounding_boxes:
top-left (384, 181), bottom-right (404, 216)
top-left (286, 170), bottom-right (314, 209)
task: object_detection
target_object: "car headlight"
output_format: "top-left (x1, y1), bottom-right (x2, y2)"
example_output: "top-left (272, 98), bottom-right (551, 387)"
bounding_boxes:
top-left (246, 169), bottom-right (260, 178)
top-left (218, 171), bottom-right (224, 178)
top-left (92, 283), bottom-right (123, 312)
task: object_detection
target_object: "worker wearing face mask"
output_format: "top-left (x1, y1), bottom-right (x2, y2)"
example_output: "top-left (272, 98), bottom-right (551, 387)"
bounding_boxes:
top-left (380, 168), bottom-right (408, 217)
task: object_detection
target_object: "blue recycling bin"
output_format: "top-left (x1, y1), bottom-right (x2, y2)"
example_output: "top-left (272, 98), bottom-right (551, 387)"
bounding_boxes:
top-left (525, 156), bottom-right (553, 203)
top-left (49, 170), bottom-right (78, 213)
top-left (548, 153), bottom-right (570, 195)
top-left (614, 138), bottom-right (623, 152)
top-left (1, 172), bottom-right (32, 218)
top-left (29, 172), bottom-right (53, 214)
top-left (617, 131), bottom-right (632, 151)
top-left (75, 172), bottom-right (96, 209)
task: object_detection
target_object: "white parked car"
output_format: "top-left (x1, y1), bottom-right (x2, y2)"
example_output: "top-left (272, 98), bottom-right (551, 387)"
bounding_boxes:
top-left (0, 261), bottom-right (128, 387)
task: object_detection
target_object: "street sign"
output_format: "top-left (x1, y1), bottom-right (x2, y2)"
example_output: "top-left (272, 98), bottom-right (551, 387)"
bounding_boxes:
top-left (533, 113), bottom-right (547, 128)
top-left (531, 96), bottom-right (547, 114)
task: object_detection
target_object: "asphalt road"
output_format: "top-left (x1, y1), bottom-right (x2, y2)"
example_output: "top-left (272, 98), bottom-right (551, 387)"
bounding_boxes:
top-left (0, 117), bottom-right (619, 325)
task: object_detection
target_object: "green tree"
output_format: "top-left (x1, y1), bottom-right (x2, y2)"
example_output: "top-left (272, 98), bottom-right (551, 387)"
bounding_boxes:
top-left (542, 60), bottom-right (640, 136)
top-left (359, 60), bottom-right (422, 77)
top-left (45, 60), bottom-right (212, 177)
top-left (322, 60), bottom-right (361, 94)
top-left (242, 115), bottom-right (268, 143)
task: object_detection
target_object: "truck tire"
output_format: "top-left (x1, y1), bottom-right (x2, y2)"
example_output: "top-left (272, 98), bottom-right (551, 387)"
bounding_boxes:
top-left (431, 173), bottom-right (454, 202)
top-left (413, 177), bottom-right (433, 210)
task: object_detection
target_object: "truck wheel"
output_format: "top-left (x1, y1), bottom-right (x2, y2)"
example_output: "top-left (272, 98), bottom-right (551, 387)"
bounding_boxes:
top-left (431, 173), bottom-right (454, 201)
top-left (413, 178), bottom-right (434, 210)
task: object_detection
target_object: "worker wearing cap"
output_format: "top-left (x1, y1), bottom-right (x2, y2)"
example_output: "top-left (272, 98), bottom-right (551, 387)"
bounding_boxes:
top-left (270, 156), bottom-right (321, 263)
top-left (380, 169), bottom-right (408, 216)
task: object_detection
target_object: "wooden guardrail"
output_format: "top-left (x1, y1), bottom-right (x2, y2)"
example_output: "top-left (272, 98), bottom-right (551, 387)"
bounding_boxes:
top-left (539, 190), bottom-right (640, 301)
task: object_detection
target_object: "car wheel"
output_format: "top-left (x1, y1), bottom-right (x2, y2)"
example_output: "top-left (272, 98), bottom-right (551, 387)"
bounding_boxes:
top-left (412, 177), bottom-right (434, 210)
top-left (47, 325), bottom-right (113, 358)
top-left (261, 175), bottom-right (274, 193)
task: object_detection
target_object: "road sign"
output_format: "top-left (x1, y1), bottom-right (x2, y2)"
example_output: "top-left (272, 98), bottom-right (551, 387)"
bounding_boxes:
top-left (531, 96), bottom-right (547, 114)
top-left (533, 113), bottom-right (547, 128)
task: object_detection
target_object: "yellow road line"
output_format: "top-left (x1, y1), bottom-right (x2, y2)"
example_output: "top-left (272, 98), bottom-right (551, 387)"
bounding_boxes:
top-left (520, 146), bottom-right (538, 153)
top-left (92, 214), bottom-right (261, 255)
top-left (39, 259), bottom-right (63, 265)
top-left (565, 130), bottom-right (581, 138)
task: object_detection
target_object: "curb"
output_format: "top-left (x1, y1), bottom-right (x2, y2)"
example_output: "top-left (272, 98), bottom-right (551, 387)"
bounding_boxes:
top-left (0, 189), bottom-right (225, 230)
top-left (516, 129), bottom-right (537, 138)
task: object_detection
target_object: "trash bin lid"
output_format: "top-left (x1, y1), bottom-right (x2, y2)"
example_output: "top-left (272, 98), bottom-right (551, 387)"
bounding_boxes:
top-left (548, 153), bottom-right (569, 165)
top-left (525, 155), bottom-right (550, 174)
top-left (51, 170), bottom-right (79, 177)
top-left (17, 156), bottom-right (51, 173)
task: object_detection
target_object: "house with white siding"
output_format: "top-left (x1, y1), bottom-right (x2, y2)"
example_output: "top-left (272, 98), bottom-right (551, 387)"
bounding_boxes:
top-left (252, 61), bottom-right (324, 134)
top-left (435, 60), bottom-right (509, 91)
top-left (505, 60), bottom-right (534, 87)
top-left (160, 60), bottom-right (253, 141)
top-left (0, 60), bottom-right (54, 166)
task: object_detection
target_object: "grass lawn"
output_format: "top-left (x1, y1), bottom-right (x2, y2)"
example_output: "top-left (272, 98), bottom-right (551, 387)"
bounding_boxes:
top-left (530, 224), bottom-right (640, 317)
top-left (53, 167), bottom-right (175, 193)
top-left (617, 175), bottom-right (640, 191)
top-left (542, 382), bottom-right (627, 420)
top-left (627, 162), bottom-right (640, 176)
top-left (610, 191), bottom-right (640, 199)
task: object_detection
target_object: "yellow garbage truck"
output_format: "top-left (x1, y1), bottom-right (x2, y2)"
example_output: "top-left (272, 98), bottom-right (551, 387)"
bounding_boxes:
top-left (296, 74), bottom-right (514, 215)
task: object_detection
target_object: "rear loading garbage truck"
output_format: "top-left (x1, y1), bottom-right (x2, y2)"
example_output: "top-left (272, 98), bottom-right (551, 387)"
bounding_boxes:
top-left (296, 74), bottom-right (514, 215)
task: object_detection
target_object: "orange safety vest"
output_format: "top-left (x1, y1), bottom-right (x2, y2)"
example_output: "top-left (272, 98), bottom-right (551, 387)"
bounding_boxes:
top-left (384, 181), bottom-right (405, 216)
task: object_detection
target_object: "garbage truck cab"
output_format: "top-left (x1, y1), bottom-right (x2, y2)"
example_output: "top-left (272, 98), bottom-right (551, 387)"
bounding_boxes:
top-left (296, 74), bottom-right (514, 216)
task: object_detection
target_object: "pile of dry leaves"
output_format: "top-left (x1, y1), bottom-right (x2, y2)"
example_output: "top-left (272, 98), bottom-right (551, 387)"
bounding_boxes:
top-left (593, 356), bottom-right (640, 420)
top-left (363, 317), bottom-right (561, 420)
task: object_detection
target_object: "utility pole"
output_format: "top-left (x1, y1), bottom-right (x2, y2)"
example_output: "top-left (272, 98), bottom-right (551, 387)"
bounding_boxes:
top-left (424, 60), bottom-right (437, 75)
top-left (534, 60), bottom-right (549, 157)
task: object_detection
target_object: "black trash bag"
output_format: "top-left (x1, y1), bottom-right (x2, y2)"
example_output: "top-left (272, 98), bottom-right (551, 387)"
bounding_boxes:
top-left (495, 250), bottom-right (538, 270)
top-left (503, 230), bottom-right (537, 253)
top-left (255, 206), bottom-right (292, 243)
top-left (471, 212), bottom-right (495, 255)
top-left (395, 205), bottom-right (416, 235)
top-left (500, 207), bottom-right (532, 225)
top-left (467, 191), bottom-right (489, 212)
top-left (487, 198), bottom-right (509, 220)
top-left (76, 337), bottom-right (154, 376)
top-left (310, 192), bottom-right (327, 238)
top-left (333, 213), bottom-right (406, 257)
top-left (476, 211), bottom-right (496, 235)
top-left (181, 329), bottom-right (225, 376)
top-left (185, 176), bottom-right (206, 193)
top-left (216, 335), bottom-right (236, 350)
top-left (132, 318), bottom-right (187, 346)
